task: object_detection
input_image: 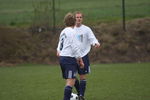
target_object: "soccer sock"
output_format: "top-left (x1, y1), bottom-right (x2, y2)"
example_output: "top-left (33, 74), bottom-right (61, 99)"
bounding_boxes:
top-left (74, 78), bottom-right (80, 95)
top-left (63, 85), bottom-right (72, 100)
top-left (80, 79), bottom-right (86, 96)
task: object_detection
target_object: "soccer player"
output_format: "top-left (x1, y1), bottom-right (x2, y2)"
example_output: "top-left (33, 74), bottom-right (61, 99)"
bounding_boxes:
top-left (73, 11), bottom-right (100, 100)
top-left (57, 12), bottom-right (84, 100)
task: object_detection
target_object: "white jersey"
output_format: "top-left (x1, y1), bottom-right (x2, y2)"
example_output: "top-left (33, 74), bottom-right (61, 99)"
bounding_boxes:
top-left (74, 24), bottom-right (100, 57)
top-left (57, 27), bottom-right (82, 58)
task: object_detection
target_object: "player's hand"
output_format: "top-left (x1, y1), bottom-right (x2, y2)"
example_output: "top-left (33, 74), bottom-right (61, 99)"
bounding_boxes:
top-left (94, 43), bottom-right (100, 48)
top-left (79, 59), bottom-right (84, 68)
top-left (77, 58), bottom-right (84, 69)
top-left (56, 51), bottom-right (60, 57)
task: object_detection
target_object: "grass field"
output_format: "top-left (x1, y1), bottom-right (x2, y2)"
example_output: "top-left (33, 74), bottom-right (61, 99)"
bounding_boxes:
top-left (0, 0), bottom-right (150, 26)
top-left (0, 63), bottom-right (150, 100)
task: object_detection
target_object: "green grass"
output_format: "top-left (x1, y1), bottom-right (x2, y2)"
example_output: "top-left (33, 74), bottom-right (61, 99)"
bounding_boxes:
top-left (0, 0), bottom-right (150, 26)
top-left (0, 63), bottom-right (150, 100)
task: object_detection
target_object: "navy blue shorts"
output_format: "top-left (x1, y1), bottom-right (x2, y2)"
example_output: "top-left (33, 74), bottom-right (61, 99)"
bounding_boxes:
top-left (59, 56), bottom-right (78, 79)
top-left (78, 54), bottom-right (90, 75)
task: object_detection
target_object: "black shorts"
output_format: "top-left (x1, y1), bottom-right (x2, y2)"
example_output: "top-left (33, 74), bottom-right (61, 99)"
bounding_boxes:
top-left (59, 56), bottom-right (78, 79)
top-left (77, 54), bottom-right (90, 75)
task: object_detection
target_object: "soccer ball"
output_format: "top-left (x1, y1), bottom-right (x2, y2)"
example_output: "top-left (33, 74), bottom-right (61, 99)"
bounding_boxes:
top-left (70, 93), bottom-right (78, 100)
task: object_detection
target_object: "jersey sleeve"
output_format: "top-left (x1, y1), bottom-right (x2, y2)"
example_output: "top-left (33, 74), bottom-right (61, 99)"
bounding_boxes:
top-left (57, 38), bottom-right (61, 52)
top-left (57, 31), bottom-right (63, 52)
top-left (87, 27), bottom-right (100, 46)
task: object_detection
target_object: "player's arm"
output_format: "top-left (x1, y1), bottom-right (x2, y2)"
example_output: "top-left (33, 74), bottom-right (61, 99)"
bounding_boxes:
top-left (56, 32), bottom-right (63, 57)
top-left (56, 41), bottom-right (60, 56)
top-left (56, 42), bottom-right (61, 57)
top-left (87, 27), bottom-right (100, 48)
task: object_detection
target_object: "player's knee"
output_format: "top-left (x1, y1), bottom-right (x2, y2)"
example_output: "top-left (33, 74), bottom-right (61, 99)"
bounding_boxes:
top-left (79, 75), bottom-right (86, 80)
top-left (66, 79), bottom-right (75, 86)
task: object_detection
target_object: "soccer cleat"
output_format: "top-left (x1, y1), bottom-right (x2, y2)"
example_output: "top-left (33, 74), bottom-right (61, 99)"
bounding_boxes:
top-left (79, 96), bottom-right (85, 100)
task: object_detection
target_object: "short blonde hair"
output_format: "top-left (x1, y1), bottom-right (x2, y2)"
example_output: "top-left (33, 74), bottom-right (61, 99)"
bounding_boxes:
top-left (74, 11), bottom-right (84, 17)
top-left (64, 12), bottom-right (76, 26)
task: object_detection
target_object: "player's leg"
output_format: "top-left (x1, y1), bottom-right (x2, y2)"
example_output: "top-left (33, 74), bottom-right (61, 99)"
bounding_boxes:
top-left (59, 57), bottom-right (78, 100)
top-left (64, 78), bottom-right (75, 100)
top-left (78, 75), bottom-right (87, 100)
top-left (78, 55), bottom-right (90, 100)
top-left (63, 68), bottom-right (77, 100)
top-left (74, 77), bottom-right (80, 95)
top-left (79, 74), bottom-right (87, 97)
